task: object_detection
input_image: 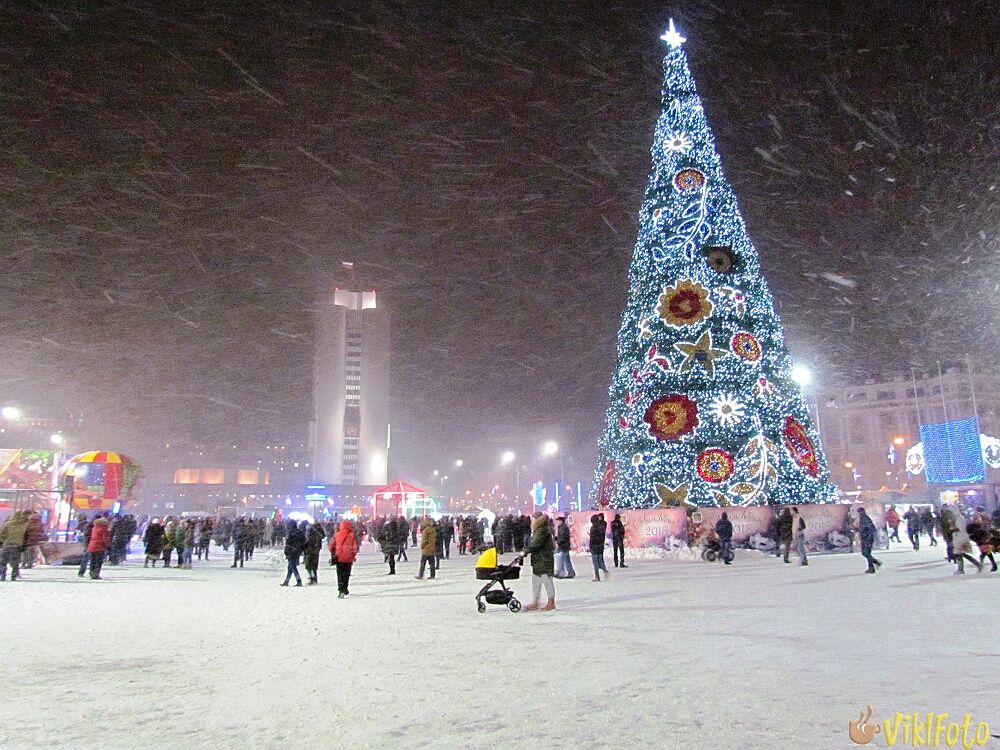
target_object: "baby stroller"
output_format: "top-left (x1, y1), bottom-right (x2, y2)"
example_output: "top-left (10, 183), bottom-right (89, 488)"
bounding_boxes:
top-left (474, 547), bottom-right (522, 613)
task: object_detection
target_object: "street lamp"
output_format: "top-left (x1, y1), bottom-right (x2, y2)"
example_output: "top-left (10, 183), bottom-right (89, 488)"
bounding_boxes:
top-left (454, 459), bottom-right (463, 468)
top-left (541, 440), bottom-right (565, 499)
top-left (500, 451), bottom-right (515, 465)
top-left (892, 436), bottom-right (906, 446)
top-left (790, 364), bottom-right (812, 387)
top-left (1, 406), bottom-right (22, 421)
top-left (50, 433), bottom-right (64, 446)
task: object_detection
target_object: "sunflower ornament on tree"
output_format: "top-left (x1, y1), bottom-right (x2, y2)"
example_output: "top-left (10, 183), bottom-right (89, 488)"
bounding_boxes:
top-left (590, 21), bottom-right (837, 508)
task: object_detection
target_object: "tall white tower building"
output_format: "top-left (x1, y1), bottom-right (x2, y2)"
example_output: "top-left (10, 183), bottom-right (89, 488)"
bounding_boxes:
top-left (312, 288), bottom-right (390, 486)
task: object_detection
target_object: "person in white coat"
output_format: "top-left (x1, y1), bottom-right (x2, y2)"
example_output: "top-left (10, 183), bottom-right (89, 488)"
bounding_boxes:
top-left (941, 505), bottom-right (982, 574)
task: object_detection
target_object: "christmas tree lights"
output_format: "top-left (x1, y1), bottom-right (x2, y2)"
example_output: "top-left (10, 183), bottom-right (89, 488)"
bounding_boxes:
top-left (591, 22), bottom-right (838, 509)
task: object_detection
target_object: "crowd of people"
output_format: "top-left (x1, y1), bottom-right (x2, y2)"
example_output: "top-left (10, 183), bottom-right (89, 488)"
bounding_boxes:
top-left (883, 504), bottom-right (1000, 574)
top-left (3, 502), bottom-right (998, 593)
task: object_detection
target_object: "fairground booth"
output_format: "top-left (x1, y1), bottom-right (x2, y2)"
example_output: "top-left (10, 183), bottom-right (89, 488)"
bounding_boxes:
top-left (371, 480), bottom-right (436, 518)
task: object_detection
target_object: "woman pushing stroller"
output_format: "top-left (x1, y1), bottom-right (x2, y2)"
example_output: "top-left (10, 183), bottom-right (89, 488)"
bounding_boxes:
top-left (521, 512), bottom-right (556, 612)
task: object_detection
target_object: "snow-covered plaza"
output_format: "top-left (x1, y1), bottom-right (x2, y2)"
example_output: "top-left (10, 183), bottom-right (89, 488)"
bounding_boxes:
top-left (2, 542), bottom-right (997, 750)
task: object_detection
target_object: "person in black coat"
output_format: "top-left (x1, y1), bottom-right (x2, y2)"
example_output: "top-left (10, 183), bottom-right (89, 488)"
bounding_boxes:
top-left (903, 508), bottom-right (921, 551)
top-left (394, 517), bottom-right (409, 562)
top-left (281, 520), bottom-right (306, 586)
top-left (143, 520), bottom-right (165, 568)
top-left (230, 518), bottom-right (248, 568)
top-left (304, 522), bottom-right (326, 584)
top-left (611, 514), bottom-right (628, 568)
top-left (858, 507), bottom-right (882, 573)
top-left (554, 516), bottom-right (576, 579)
top-left (775, 508), bottom-right (793, 562)
top-left (715, 512), bottom-right (734, 565)
top-left (379, 518), bottom-right (398, 575)
top-left (589, 514), bottom-right (609, 581)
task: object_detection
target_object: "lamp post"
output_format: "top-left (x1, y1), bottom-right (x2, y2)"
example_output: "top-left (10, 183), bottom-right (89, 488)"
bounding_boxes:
top-left (541, 441), bottom-right (564, 509)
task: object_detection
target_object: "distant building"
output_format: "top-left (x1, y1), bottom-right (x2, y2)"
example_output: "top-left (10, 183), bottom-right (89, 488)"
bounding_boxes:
top-left (814, 366), bottom-right (1000, 507)
top-left (311, 288), bottom-right (390, 486)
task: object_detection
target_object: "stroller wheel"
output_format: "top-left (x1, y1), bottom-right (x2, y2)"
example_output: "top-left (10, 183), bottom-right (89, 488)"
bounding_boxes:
top-left (477, 601), bottom-right (487, 613)
top-left (508, 598), bottom-right (521, 613)
top-left (703, 549), bottom-right (717, 562)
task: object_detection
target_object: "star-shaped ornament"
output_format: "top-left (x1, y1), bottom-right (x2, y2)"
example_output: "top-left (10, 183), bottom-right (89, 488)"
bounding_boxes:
top-left (674, 329), bottom-right (729, 377)
top-left (654, 481), bottom-right (692, 508)
top-left (660, 19), bottom-right (686, 47)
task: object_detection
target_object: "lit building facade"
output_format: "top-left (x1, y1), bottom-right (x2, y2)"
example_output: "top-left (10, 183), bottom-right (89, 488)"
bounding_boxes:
top-left (813, 367), bottom-right (1000, 505)
top-left (311, 288), bottom-right (390, 486)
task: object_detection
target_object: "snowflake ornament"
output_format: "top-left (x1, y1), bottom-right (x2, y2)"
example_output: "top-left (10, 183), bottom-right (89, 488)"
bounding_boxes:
top-left (709, 394), bottom-right (745, 427)
top-left (663, 132), bottom-right (692, 154)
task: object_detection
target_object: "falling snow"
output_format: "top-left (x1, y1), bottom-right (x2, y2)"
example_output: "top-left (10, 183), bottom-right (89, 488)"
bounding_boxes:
top-left (1, 2), bottom-right (999, 477)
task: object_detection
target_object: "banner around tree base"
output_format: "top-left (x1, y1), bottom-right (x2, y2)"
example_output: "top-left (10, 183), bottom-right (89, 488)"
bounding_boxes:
top-left (563, 509), bottom-right (688, 553)
top-left (697, 501), bottom-right (888, 554)
top-left (556, 503), bottom-right (887, 554)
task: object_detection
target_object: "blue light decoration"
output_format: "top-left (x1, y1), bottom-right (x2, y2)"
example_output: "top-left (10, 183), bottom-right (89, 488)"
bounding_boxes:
top-left (590, 21), bottom-right (837, 509)
top-left (305, 484), bottom-right (328, 505)
top-left (920, 417), bottom-right (985, 484)
top-left (531, 481), bottom-right (546, 508)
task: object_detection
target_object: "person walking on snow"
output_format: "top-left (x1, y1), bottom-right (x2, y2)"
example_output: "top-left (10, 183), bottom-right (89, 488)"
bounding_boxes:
top-left (920, 507), bottom-right (937, 547)
top-left (0, 510), bottom-right (28, 581)
top-left (715, 512), bottom-right (734, 565)
top-left (86, 517), bottom-right (111, 580)
top-left (940, 505), bottom-right (982, 574)
top-left (198, 518), bottom-right (213, 560)
top-left (415, 517), bottom-right (438, 580)
top-left (611, 514), bottom-right (628, 568)
top-left (885, 506), bottom-right (901, 543)
top-left (143, 519), bottom-right (165, 567)
top-left (379, 518), bottom-right (398, 575)
top-left (332, 520), bottom-right (359, 598)
top-left (554, 516), bottom-right (576, 579)
top-left (858, 507), bottom-right (882, 574)
top-left (281, 520), bottom-right (306, 587)
top-left (231, 518), bottom-right (248, 568)
top-left (776, 508), bottom-right (793, 563)
top-left (967, 518), bottom-right (998, 573)
top-left (589, 514), bottom-right (609, 582)
top-left (791, 507), bottom-right (807, 566)
top-left (523, 513), bottom-right (556, 611)
top-left (304, 521), bottom-right (325, 585)
top-left (394, 516), bottom-right (409, 563)
top-left (903, 507), bottom-right (921, 550)
top-left (161, 517), bottom-right (176, 567)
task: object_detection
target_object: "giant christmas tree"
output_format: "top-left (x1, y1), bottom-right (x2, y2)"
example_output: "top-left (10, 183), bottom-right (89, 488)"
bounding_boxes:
top-left (592, 22), bottom-right (837, 509)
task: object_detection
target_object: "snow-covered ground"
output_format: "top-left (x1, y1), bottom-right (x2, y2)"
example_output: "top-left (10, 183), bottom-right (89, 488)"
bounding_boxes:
top-left (1, 540), bottom-right (997, 750)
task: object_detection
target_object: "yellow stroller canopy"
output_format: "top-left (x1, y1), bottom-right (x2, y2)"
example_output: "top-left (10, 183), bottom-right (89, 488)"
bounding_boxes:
top-left (475, 547), bottom-right (497, 569)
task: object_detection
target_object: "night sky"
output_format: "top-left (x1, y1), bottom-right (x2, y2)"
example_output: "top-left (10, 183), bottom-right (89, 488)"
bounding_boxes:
top-left (2, 1), bottom-right (998, 484)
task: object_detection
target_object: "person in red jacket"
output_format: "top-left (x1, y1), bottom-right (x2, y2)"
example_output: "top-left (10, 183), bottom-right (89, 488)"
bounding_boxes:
top-left (332, 520), bottom-right (359, 599)
top-left (86, 517), bottom-right (111, 580)
top-left (885, 506), bottom-right (901, 543)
